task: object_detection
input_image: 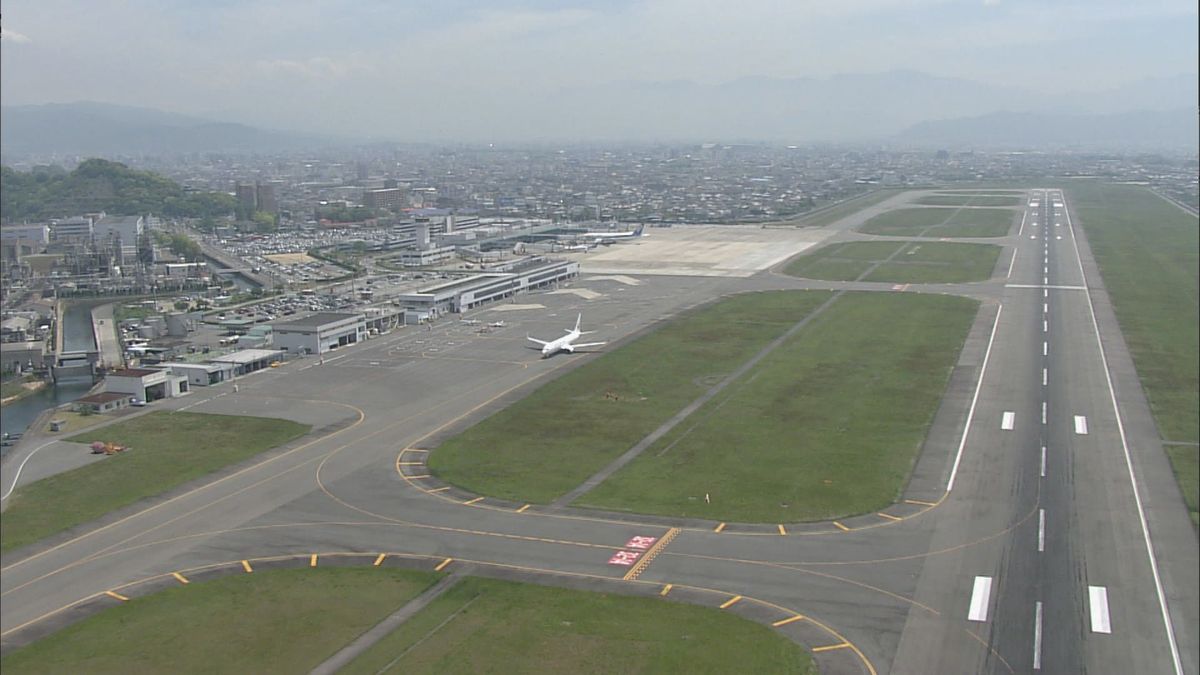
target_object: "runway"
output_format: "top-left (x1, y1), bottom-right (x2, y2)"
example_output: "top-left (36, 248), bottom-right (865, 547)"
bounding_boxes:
top-left (1, 190), bottom-right (1195, 674)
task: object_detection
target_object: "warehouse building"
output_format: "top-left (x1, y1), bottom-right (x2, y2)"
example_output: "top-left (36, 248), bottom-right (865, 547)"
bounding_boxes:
top-left (103, 367), bottom-right (189, 401)
top-left (209, 348), bottom-right (284, 376)
top-left (270, 312), bottom-right (366, 355)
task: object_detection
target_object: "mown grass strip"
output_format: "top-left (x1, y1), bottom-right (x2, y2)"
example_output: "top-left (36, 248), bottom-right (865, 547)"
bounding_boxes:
top-left (0, 412), bottom-right (310, 553)
top-left (429, 291), bottom-right (832, 503)
top-left (785, 241), bottom-right (1001, 284)
top-left (858, 207), bottom-right (1014, 237)
top-left (580, 292), bottom-right (977, 523)
top-left (340, 577), bottom-right (816, 675)
top-left (0, 569), bottom-right (438, 675)
top-left (915, 195), bottom-right (1022, 207)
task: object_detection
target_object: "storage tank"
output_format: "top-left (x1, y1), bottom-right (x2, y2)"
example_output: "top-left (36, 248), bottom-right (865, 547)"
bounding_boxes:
top-left (166, 312), bottom-right (189, 337)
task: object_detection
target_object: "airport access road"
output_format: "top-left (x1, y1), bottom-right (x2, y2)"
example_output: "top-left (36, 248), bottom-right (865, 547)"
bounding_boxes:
top-left (1, 191), bottom-right (1195, 675)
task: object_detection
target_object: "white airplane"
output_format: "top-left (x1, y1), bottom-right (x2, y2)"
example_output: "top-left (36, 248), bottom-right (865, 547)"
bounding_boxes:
top-left (527, 314), bottom-right (606, 358)
top-left (560, 242), bottom-right (593, 252)
top-left (488, 321), bottom-right (506, 328)
top-left (578, 224), bottom-right (645, 244)
top-left (461, 319), bottom-right (481, 325)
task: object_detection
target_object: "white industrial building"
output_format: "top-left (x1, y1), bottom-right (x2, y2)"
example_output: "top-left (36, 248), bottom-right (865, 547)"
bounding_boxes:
top-left (270, 313), bottom-right (366, 355)
top-left (164, 361), bottom-right (235, 387)
top-left (208, 348), bottom-right (284, 376)
top-left (103, 367), bottom-right (189, 401)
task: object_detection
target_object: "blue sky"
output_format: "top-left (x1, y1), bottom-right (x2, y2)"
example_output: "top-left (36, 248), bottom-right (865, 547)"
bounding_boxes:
top-left (1, 0), bottom-right (1196, 139)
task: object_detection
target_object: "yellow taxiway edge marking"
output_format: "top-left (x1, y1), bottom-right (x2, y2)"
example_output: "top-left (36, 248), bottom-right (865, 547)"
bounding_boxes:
top-left (310, 554), bottom-right (318, 567)
top-left (463, 497), bottom-right (484, 506)
top-left (772, 614), bottom-right (805, 627)
top-left (373, 554), bottom-right (387, 567)
top-left (400, 448), bottom-right (428, 454)
top-left (516, 504), bottom-right (531, 513)
top-left (408, 474), bottom-right (431, 480)
top-left (105, 590), bottom-right (129, 601)
top-left (812, 642), bottom-right (852, 653)
top-left (720, 595), bottom-right (743, 609)
top-left (833, 521), bottom-right (850, 532)
top-left (429, 486), bottom-right (451, 493)
top-left (172, 572), bottom-right (190, 585)
top-left (397, 461), bottom-right (424, 466)
top-left (904, 498), bottom-right (937, 507)
top-left (434, 557), bottom-right (453, 572)
top-left (660, 583), bottom-right (673, 596)
top-left (241, 560), bottom-right (253, 573)
top-left (877, 512), bottom-right (902, 522)
top-left (777, 524), bottom-right (787, 536)
top-left (714, 522), bottom-right (726, 533)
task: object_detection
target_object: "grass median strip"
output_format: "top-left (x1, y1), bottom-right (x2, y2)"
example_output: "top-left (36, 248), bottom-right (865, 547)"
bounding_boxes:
top-left (0, 568), bottom-right (438, 675)
top-left (785, 241), bottom-right (1001, 284)
top-left (579, 292), bottom-right (977, 522)
top-left (1066, 182), bottom-right (1198, 523)
top-left (858, 207), bottom-right (1014, 237)
top-left (0, 411), bottom-right (310, 553)
top-left (914, 195), bottom-right (1022, 207)
top-left (429, 291), bottom-right (832, 503)
top-left (340, 577), bottom-right (816, 675)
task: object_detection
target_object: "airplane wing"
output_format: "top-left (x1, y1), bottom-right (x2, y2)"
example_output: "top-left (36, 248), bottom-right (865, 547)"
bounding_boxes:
top-left (566, 341), bottom-right (606, 351)
top-left (527, 336), bottom-right (549, 345)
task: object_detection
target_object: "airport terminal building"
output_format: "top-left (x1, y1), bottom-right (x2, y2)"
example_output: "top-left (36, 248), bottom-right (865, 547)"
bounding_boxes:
top-left (395, 259), bottom-right (578, 316)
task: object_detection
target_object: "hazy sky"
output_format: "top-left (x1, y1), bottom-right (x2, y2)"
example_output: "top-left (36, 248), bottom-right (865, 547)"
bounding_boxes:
top-left (2, 0), bottom-right (1196, 139)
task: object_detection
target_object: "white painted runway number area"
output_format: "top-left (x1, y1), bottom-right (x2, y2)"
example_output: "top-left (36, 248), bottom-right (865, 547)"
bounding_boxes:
top-left (1089, 586), bottom-right (1113, 634)
top-left (1074, 415), bottom-right (1089, 435)
top-left (968, 576), bottom-right (994, 622)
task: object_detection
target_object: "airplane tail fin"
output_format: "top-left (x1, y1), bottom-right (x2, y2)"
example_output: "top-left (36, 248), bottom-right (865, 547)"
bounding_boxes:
top-left (634, 224), bottom-right (644, 236)
top-left (574, 313), bottom-right (583, 333)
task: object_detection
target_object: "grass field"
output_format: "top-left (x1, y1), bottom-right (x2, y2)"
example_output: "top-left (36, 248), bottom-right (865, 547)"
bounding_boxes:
top-left (784, 189), bottom-right (903, 228)
top-left (0, 412), bottom-right (310, 553)
top-left (0, 568), bottom-right (439, 674)
top-left (858, 207), bottom-right (1014, 237)
top-left (784, 241), bottom-right (1001, 284)
top-left (1066, 182), bottom-right (1198, 523)
top-left (579, 292), bottom-right (978, 522)
top-left (914, 195), bottom-right (1022, 207)
top-left (935, 190), bottom-right (1025, 195)
top-left (430, 291), bottom-right (832, 503)
top-left (342, 577), bottom-right (815, 675)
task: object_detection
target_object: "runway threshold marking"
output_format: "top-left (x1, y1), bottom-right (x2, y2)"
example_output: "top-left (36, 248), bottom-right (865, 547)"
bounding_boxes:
top-left (172, 572), bottom-right (190, 585)
top-left (241, 560), bottom-right (253, 573)
top-left (660, 583), bottom-right (673, 596)
top-left (877, 512), bottom-right (902, 522)
top-left (435, 557), bottom-right (454, 572)
top-left (773, 614), bottom-right (805, 627)
top-left (720, 595), bottom-right (743, 609)
top-left (105, 590), bottom-right (129, 602)
top-left (714, 522), bottom-right (726, 533)
top-left (373, 554), bottom-right (387, 566)
top-left (1001, 412), bottom-right (1015, 430)
top-left (310, 554), bottom-right (318, 567)
top-left (1088, 586), bottom-right (1112, 634)
top-left (811, 642), bottom-right (851, 653)
top-left (1074, 415), bottom-right (1089, 435)
top-left (463, 496), bottom-right (484, 506)
top-left (622, 527), bottom-right (679, 581)
top-left (833, 521), bottom-right (850, 532)
top-left (967, 576), bottom-right (993, 622)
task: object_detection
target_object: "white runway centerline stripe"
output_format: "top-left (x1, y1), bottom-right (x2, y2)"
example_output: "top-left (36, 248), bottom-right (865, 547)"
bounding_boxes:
top-left (1038, 509), bottom-right (1046, 552)
top-left (1043, 319), bottom-right (1048, 333)
top-left (1042, 401), bottom-right (1047, 425)
top-left (1040, 446), bottom-right (1047, 477)
top-left (1043, 368), bottom-right (1048, 386)
top-left (1075, 415), bottom-right (1089, 435)
top-left (1089, 586), bottom-right (1113, 634)
top-left (968, 576), bottom-right (993, 622)
top-left (1034, 601), bottom-right (1044, 670)
top-left (1043, 341), bottom-right (1048, 356)
top-left (1044, 302), bottom-right (1049, 314)
top-left (1001, 412), bottom-right (1016, 430)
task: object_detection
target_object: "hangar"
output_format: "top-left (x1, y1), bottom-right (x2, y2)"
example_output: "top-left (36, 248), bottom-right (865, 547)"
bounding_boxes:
top-left (270, 312), bottom-right (366, 355)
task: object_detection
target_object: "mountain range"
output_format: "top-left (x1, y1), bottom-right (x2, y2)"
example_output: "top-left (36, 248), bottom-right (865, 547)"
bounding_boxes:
top-left (1, 71), bottom-right (1196, 153)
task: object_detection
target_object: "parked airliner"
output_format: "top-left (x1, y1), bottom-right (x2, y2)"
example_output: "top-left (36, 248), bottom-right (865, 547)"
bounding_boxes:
top-left (527, 314), bottom-right (606, 358)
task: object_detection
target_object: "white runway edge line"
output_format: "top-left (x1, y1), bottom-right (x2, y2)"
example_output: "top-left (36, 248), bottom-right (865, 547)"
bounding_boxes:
top-left (946, 304), bottom-right (1003, 492)
top-left (1074, 415), bottom-right (1089, 435)
top-left (1001, 412), bottom-right (1016, 431)
top-left (1065, 195), bottom-right (1183, 673)
top-left (968, 576), bottom-right (994, 622)
top-left (1038, 509), bottom-right (1046, 552)
top-left (1089, 586), bottom-right (1113, 634)
top-left (1034, 601), bottom-right (1044, 670)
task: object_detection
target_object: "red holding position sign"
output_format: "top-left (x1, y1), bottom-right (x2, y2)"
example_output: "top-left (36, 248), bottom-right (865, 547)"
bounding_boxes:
top-left (625, 535), bottom-right (657, 550)
top-left (608, 550), bottom-right (642, 566)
